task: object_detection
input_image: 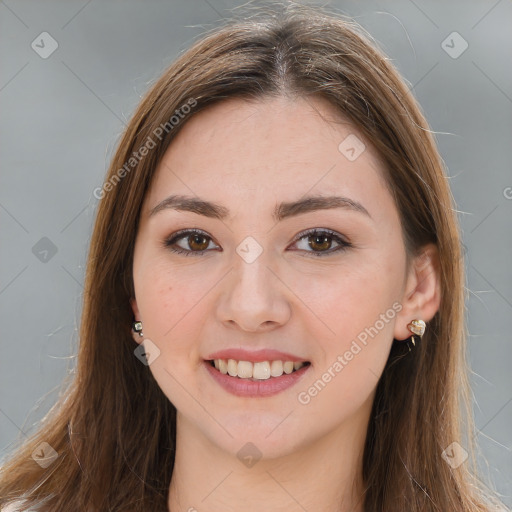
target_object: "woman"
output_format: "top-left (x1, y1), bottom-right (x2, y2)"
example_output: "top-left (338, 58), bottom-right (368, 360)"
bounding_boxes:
top-left (0, 2), bottom-right (508, 511)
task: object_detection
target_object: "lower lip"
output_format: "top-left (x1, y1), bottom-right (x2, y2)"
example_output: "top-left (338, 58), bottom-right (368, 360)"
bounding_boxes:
top-left (203, 360), bottom-right (311, 398)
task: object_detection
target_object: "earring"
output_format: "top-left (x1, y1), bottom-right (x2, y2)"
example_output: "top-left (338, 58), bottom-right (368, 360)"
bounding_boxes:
top-left (132, 321), bottom-right (143, 338)
top-left (406, 319), bottom-right (426, 352)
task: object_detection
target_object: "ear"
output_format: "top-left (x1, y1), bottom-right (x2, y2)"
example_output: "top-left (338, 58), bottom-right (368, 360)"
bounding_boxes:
top-left (393, 243), bottom-right (441, 341)
top-left (130, 297), bottom-right (143, 344)
top-left (130, 297), bottom-right (140, 319)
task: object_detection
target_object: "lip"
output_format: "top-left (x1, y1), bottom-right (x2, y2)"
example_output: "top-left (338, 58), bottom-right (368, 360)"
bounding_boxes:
top-left (205, 348), bottom-right (308, 363)
top-left (203, 360), bottom-right (311, 398)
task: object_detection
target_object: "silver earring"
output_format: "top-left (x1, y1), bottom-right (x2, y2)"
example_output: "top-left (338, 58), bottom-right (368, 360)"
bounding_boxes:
top-left (132, 321), bottom-right (143, 338)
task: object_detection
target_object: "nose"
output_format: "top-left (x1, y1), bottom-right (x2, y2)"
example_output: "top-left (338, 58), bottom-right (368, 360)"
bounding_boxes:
top-left (216, 251), bottom-right (291, 332)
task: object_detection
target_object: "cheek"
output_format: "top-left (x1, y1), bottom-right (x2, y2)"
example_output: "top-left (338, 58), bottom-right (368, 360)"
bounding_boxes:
top-left (296, 260), bottom-right (401, 342)
top-left (295, 272), bottom-right (397, 418)
top-left (136, 259), bottom-right (211, 361)
top-left (136, 265), bottom-right (207, 405)
top-left (292, 256), bottom-right (404, 408)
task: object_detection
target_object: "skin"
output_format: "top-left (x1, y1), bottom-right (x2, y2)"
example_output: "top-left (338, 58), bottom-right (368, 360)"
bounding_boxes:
top-left (130, 96), bottom-right (441, 512)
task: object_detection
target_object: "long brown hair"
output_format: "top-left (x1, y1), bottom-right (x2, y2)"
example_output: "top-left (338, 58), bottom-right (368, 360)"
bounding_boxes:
top-left (0, 2), bottom-right (508, 511)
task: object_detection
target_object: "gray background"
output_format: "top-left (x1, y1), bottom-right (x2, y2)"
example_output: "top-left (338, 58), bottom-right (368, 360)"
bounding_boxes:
top-left (1, 0), bottom-right (511, 506)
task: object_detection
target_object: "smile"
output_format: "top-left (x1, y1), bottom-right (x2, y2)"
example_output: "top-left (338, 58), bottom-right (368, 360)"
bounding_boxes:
top-left (203, 359), bottom-right (311, 397)
top-left (209, 358), bottom-right (310, 380)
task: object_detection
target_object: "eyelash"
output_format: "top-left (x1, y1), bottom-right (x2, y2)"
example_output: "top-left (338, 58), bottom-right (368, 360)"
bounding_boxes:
top-left (163, 228), bottom-right (352, 258)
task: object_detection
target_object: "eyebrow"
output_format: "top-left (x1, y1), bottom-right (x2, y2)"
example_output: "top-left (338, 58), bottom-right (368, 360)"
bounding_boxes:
top-left (148, 194), bottom-right (372, 222)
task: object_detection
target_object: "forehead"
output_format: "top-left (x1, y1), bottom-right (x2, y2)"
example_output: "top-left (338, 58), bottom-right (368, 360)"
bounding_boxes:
top-left (143, 96), bottom-right (390, 219)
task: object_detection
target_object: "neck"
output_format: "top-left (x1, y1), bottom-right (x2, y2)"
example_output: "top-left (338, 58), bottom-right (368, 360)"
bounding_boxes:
top-left (167, 402), bottom-right (371, 512)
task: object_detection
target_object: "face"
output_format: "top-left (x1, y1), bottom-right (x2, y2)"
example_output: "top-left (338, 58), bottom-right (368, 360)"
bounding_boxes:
top-left (130, 96), bottom-right (414, 458)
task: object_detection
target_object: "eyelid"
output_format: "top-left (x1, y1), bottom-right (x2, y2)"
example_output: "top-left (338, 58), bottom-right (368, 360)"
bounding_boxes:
top-left (288, 228), bottom-right (352, 256)
top-left (163, 228), bottom-right (219, 255)
top-left (291, 227), bottom-right (349, 246)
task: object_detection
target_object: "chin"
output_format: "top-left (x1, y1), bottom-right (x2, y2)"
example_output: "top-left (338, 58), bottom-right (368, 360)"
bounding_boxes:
top-left (206, 414), bottom-right (309, 458)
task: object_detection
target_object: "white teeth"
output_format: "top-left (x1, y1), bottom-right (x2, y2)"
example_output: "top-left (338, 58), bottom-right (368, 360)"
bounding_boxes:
top-left (218, 359), bottom-right (228, 374)
top-left (211, 359), bottom-right (306, 379)
top-left (227, 359), bottom-right (238, 377)
top-left (270, 360), bottom-right (283, 377)
top-left (283, 361), bottom-right (294, 374)
top-left (237, 360), bottom-right (253, 379)
top-left (253, 361), bottom-right (271, 380)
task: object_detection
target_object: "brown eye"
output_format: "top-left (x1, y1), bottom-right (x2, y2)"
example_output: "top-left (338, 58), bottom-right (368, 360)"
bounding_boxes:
top-left (187, 233), bottom-right (210, 251)
top-left (164, 229), bottom-right (218, 256)
top-left (164, 228), bottom-right (351, 258)
top-left (291, 229), bottom-right (352, 257)
top-left (308, 233), bottom-right (333, 252)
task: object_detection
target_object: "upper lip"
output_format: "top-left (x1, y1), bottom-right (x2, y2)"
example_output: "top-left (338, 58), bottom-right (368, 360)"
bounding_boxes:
top-left (205, 348), bottom-right (308, 363)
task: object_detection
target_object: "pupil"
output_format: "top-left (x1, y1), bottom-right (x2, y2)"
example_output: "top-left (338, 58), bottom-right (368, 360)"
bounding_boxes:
top-left (310, 234), bottom-right (330, 251)
top-left (190, 234), bottom-right (208, 251)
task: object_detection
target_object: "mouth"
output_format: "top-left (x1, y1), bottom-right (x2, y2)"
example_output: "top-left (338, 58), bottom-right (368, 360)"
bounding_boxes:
top-left (205, 358), bottom-right (311, 381)
top-left (203, 357), bottom-right (312, 397)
